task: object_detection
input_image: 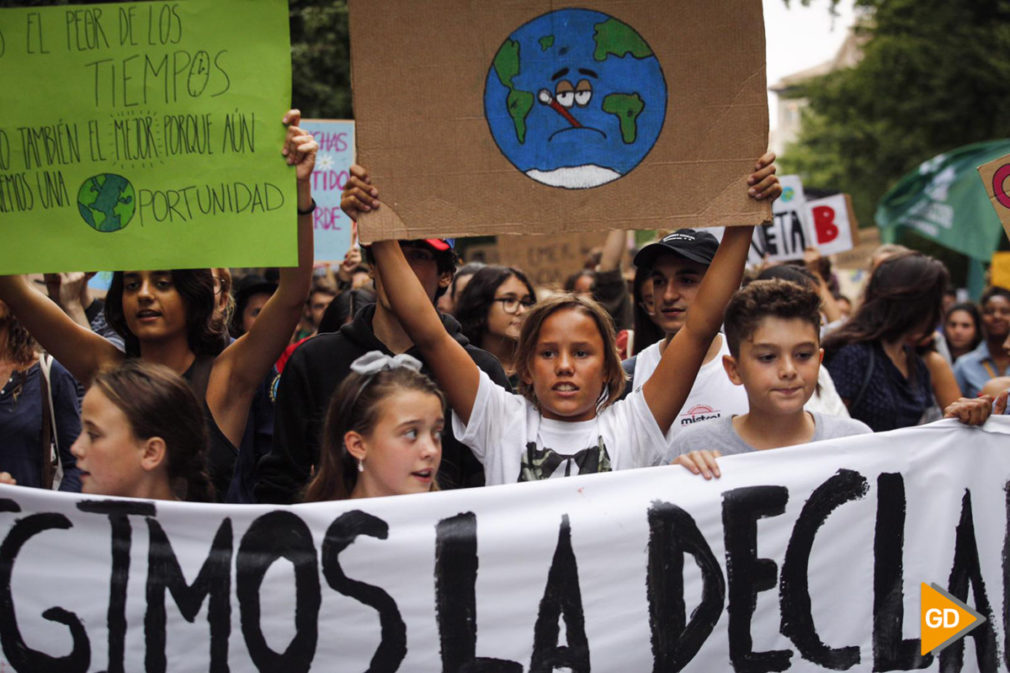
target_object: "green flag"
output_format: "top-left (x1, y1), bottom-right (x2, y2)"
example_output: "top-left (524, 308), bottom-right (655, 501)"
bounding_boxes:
top-left (876, 140), bottom-right (1010, 261)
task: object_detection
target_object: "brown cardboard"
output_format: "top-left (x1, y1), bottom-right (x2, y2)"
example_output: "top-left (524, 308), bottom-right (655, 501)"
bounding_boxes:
top-left (348, 0), bottom-right (771, 243)
top-left (497, 232), bottom-right (609, 289)
top-left (978, 155), bottom-right (1010, 240)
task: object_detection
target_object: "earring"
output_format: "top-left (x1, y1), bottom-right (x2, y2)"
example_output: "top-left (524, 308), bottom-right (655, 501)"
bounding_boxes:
top-left (357, 459), bottom-right (364, 473)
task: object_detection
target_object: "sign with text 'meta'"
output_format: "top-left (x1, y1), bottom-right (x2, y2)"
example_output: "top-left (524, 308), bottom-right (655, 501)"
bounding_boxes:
top-left (1, 419), bottom-right (1007, 671)
top-left (0, 0), bottom-right (294, 274)
top-left (748, 175), bottom-right (858, 264)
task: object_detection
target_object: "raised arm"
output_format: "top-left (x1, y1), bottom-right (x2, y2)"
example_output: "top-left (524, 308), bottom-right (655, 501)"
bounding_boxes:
top-left (0, 275), bottom-right (120, 386)
top-left (643, 153), bottom-right (780, 433)
top-left (206, 110), bottom-right (317, 445)
top-left (341, 164), bottom-right (482, 424)
top-left (642, 224), bottom-right (754, 432)
top-left (597, 229), bottom-right (626, 273)
top-left (370, 240), bottom-right (481, 424)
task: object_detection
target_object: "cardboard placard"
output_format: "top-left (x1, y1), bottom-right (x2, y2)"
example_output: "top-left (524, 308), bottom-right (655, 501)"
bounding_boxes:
top-left (301, 120), bottom-right (355, 261)
top-left (978, 153), bottom-right (1010, 239)
top-left (496, 231), bottom-right (608, 289)
top-left (0, 0), bottom-right (293, 274)
top-left (806, 192), bottom-right (859, 256)
top-left (348, 0), bottom-right (771, 243)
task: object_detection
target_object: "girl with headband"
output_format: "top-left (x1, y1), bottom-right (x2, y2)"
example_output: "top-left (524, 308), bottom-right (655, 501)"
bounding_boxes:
top-left (303, 351), bottom-right (444, 500)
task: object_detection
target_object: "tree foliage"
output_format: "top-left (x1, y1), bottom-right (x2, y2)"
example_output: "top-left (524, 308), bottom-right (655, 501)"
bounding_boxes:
top-left (290, 0), bottom-right (352, 119)
top-left (779, 0), bottom-right (1010, 229)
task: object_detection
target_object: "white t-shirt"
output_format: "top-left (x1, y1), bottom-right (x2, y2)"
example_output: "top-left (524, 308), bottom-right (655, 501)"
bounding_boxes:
top-left (452, 370), bottom-right (667, 485)
top-left (632, 336), bottom-right (749, 446)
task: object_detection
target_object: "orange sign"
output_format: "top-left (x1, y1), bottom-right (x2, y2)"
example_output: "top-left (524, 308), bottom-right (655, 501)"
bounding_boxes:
top-left (920, 582), bottom-right (986, 656)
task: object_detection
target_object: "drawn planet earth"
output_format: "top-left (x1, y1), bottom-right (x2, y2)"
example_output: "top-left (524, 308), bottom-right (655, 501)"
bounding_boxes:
top-left (484, 8), bottom-right (667, 189)
top-left (77, 173), bottom-right (136, 233)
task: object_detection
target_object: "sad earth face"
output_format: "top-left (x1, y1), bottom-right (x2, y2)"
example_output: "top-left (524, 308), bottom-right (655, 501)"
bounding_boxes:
top-left (484, 8), bottom-right (667, 189)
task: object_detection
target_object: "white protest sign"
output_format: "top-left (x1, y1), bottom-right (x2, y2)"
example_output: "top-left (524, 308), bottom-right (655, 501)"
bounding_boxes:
top-left (1, 419), bottom-right (1008, 671)
top-left (807, 192), bottom-right (859, 256)
top-left (749, 174), bottom-right (814, 263)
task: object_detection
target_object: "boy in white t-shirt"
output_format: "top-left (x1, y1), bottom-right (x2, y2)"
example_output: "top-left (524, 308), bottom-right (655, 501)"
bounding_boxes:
top-left (671, 279), bottom-right (872, 478)
top-left (623, 230), bottom-right (750, 443)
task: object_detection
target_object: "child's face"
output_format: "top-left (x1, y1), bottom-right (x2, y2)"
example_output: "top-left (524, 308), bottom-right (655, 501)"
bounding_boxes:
top-left (71, 388), bottom-right (148, 497)
top-left (649, 255), bottom-right (707, 336)
top-left (524, 308), bottom-right (607, 422)
top-left (724, 317), bottom-right (822, 417)
top-left (352, 390), bottom-right (443, 498)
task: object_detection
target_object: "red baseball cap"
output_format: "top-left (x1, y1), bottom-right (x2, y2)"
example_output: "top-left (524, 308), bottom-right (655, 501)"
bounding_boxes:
top-left (421, 238), bottom-right (451, 252)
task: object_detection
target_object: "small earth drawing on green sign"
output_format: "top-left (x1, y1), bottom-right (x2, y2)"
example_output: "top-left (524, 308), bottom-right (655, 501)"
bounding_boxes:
top-left (77, 174), bottom-right (136, 233)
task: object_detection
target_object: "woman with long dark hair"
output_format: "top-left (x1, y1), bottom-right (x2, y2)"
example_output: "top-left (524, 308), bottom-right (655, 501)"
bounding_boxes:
top-left (823, 251), bottom-right (949, 431)
top-left (453, 265), bottom-right (536, 385)
top-left (0, 301), bottom-right (81, 490)
top-left (0, 110), bottom-right (317, 499)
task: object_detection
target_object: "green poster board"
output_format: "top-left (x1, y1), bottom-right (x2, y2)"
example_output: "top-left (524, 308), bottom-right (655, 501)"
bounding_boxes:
top-left (0, 0), bottom-right (294, 273)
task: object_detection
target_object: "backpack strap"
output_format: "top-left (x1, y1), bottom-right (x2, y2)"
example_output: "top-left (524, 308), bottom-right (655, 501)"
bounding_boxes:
top-left (38, 355), bottom-right (59, 489)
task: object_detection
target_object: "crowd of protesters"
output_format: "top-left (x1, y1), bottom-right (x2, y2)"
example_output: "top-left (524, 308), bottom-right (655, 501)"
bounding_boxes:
top-left (0, 118), bottom-right (1006, 505)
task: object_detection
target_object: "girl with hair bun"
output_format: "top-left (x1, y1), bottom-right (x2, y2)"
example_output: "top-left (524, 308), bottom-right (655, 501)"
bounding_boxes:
top-left (303, 351), bottom-right (444, 501)
top-left (72, 360), bottom-right (213, 502)
top-left (823, 251), bottom-right (949, 431)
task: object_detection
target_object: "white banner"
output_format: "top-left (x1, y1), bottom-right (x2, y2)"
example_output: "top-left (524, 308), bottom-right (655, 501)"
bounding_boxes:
top-left (2, 419), bottom-right (1009, 672)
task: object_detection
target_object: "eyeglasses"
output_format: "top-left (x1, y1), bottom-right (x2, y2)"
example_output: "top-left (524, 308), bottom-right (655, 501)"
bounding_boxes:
top-left (492, 296), bottom-right (536, 314)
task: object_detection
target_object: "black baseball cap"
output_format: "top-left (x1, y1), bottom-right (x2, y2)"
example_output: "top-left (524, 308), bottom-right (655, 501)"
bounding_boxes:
top-left (633, 229), bottom-right (719, 270)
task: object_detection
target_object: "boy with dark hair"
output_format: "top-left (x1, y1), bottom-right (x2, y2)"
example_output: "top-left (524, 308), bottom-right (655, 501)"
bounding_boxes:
top-left (670, 279), bottom-right (872, 478)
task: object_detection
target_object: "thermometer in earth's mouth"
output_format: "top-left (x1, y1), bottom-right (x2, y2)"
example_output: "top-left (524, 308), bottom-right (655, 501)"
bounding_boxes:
top-left (537, 89), bottom-right (583, 129)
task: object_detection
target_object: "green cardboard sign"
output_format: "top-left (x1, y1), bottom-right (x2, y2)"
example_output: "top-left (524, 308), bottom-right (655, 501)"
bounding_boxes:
top-left (0, 0), bottom-right (294, 273)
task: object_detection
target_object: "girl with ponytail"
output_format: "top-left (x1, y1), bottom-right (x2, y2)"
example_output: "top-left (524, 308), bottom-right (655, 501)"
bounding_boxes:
top-left (71, 360), bottom-right (213, 502)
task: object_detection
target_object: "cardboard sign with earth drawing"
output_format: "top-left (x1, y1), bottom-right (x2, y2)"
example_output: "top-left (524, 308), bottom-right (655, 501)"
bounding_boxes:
top-left (348, 0), bottom-right (772, 242)
top-left (0, 0), bottom-right (293, 274)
